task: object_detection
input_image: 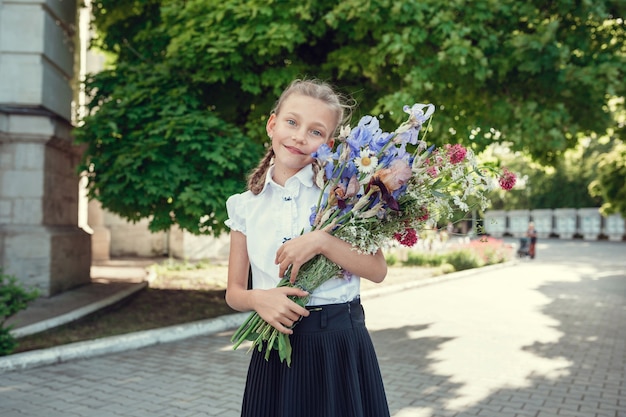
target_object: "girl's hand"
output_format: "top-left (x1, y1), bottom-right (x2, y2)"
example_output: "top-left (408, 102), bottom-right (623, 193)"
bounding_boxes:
top-left (275, 231), bottom-right (326, 283)
top-left (252, 287), bottom-right (310, 334)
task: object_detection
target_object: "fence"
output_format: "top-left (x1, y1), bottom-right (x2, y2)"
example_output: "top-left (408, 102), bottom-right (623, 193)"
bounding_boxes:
top-left (483, 208), bottom-right (626, 241)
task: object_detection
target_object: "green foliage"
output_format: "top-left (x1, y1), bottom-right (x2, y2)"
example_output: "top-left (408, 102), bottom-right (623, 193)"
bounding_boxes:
top-left (443, 249), bottom-right (484, 271)
top-left (78, 0), bottom-right (626, 232)
top-left (150, 258), bottom-right (214, 274)
top-left (404, 252), bottom-right (445, 267)
top-left (75, 63), bottom-right (263, 235)
top-left (439, 263), bottom-right (456, 275)
top-left (486, 137), bottom-right (608, 210)
top-left (400, 236), bottom-right (511, 271)
top-left (589, 140), bottom-right (626, 217)
top-left (385, 253), bottom-right (398, 266)
top-left (0, 270), bottom-right (39, 356)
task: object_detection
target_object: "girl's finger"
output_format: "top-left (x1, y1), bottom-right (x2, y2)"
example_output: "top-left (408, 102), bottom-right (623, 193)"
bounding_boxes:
top-left (289, 264), bottom-right (300, 283)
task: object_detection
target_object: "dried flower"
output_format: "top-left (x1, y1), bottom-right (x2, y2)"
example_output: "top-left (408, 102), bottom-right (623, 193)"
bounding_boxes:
top-left (374, 159), bottom-right (412, 191)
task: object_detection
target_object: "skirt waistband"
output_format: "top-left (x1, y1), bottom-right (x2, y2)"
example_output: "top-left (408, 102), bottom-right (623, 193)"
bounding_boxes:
top-left (294, 298), bottom-right (364, 334)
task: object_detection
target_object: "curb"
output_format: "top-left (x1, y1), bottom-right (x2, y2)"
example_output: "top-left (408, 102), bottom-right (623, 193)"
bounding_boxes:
top-left (10, 282), bottom-right (148, 338)
top-left (0, 261), bottom-right (516, 373)
top-left (0, 312), bottom-right (250, 373)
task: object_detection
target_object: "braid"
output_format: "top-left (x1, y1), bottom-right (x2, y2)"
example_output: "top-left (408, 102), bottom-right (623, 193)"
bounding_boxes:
top-left (247, 147), bottom-right (275, 195)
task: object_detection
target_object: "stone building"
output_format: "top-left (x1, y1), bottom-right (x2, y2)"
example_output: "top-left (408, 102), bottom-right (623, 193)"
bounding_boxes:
top-left (0, 0), bottom-right (91, 296)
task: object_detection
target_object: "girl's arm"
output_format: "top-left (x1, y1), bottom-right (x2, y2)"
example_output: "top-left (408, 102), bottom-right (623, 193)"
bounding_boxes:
top-left (274, 230), bottom-right (388, 284)
top-left (225, 230), bottom-right (309, 334)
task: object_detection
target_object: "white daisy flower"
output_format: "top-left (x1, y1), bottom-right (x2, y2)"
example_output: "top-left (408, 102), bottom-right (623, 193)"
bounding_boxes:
top-left (354, 149), bottom-right (378, 174)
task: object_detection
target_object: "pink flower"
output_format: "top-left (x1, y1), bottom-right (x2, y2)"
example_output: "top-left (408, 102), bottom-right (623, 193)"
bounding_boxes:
top-left (499, 168), bottom-right (516, 191)
top-left (394, 228), bottom-right (418, 247)
top-left (444, 144), bottom-right (467, 164)
top-left (426, 165), bottom-right (439, 177)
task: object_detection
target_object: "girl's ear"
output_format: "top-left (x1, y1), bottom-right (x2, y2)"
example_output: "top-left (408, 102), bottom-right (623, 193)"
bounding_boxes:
top-left (327, 137), bottom-right (335, 148)
top-left (266, 113), bottom-right (277, 138)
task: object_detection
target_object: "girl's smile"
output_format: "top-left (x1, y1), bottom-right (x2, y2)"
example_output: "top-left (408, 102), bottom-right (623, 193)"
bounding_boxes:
top-left (284, 145), bottom-right (305, 155)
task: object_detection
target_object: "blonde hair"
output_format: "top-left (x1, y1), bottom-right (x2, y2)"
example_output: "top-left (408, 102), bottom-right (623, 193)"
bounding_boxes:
top-left (247, 79), bottom-right (351, 194)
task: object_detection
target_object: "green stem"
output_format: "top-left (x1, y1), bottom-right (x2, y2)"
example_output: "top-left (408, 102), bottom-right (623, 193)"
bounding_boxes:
top-left (231, 313), bottom-right (260, 350)
top-left (265, 329), bottom-right (278, 360)
top-left (231, 311), bottom-right (257, 342)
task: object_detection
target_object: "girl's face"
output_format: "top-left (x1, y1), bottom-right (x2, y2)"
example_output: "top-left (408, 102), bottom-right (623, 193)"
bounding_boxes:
top-left (266, 93), bottom-right (337, 183)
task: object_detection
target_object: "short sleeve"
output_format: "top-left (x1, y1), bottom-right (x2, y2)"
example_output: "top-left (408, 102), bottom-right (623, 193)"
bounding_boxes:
top-left (225, 192), bottom-right (248, 234)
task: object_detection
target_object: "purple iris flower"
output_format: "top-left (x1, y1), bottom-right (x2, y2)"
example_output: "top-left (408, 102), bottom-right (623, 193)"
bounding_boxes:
top-left (309, 205), bottom-right (318, 226)
top-left (396, 128), bottom-right (420, 145)
top-left (370, 131), bottom-right (394, 153)
top-left (324, 161), bottom-right (335, 181)
top-left (312, 143), bottom-right (333, 162)
top-left (346, 116), bottom-right (382, 153)
top-left (342, 161), bottom-right (358, 181)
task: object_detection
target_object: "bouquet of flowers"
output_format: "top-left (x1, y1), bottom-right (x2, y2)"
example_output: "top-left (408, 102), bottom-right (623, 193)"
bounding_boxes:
top-left (231, 103), bottom-right (516, 366)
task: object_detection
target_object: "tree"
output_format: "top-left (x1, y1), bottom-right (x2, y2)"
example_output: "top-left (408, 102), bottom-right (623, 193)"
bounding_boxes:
top-left (589, 140), bottom-right (626, 217)
top-left (75, 0), bottom-right (626, 234)
top-left (485, 135), bottom-right (611, 211)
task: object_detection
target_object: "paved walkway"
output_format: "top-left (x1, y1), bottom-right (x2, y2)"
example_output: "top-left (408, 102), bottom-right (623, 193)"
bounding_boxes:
top-left (1, 239), bottom-right (625, 417)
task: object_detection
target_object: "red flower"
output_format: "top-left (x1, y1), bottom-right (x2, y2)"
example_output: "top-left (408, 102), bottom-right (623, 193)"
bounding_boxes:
top-left (498, 168), bottom-right (517, 191)
top-left (445, 144), bottom-right (467, 164)
top-left (394, 228), bottom-right (418, 247)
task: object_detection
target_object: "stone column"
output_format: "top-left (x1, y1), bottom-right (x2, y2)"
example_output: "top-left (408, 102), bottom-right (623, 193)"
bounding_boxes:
top-left (0, 0), bottom-right (91, 296)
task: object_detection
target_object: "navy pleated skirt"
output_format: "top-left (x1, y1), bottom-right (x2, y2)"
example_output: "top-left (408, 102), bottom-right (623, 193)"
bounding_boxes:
top-left (240, 298), bottom-right (390, 417)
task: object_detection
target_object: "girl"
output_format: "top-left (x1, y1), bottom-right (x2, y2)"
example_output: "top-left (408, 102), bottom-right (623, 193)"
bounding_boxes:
top-left (225, 79), bottom-right (391, 417)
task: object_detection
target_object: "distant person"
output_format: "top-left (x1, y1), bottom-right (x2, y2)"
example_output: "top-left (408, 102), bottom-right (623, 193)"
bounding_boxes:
top-left (527, 222), bottom-right (537, 259)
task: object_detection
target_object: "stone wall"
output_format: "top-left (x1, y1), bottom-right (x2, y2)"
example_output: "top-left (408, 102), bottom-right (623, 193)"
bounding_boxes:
top-left (0, 0), bottom-right (91, 296)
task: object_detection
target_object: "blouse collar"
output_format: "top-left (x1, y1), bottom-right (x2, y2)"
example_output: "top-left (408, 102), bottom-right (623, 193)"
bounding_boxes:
top-left (261, 164), bottom-right (315, 195)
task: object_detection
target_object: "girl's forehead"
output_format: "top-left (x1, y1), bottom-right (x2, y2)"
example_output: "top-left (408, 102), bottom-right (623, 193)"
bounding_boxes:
top-left (280, 94), bottom-right (338, 126)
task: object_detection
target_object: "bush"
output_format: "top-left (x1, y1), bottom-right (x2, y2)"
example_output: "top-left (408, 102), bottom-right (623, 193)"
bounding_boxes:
top-left (403, 252), bottom-right (445, 267)
top-left (443, 250), bottom-right (484, 271)
top-left (439, 263), bottom-right (456, 274)
top-left (385, 253), bottom-right (399, 266)
top-left (0, 270), bottom-right (39, 356)
top-left (465, 237), bottom-right (513, 265)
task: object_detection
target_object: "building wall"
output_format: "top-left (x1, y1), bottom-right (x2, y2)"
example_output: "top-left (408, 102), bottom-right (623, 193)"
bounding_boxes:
top-left (0, 0), bottom-right (91, 296)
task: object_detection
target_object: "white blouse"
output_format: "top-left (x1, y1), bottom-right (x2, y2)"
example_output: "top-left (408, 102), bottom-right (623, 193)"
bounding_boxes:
top-left (225, 165), bottom-right (360, 306)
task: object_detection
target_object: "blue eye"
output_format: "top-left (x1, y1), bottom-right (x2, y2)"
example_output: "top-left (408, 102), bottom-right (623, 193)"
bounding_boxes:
top-left (311, 130), bottom-right (323, 137)
top-left (287, 119), bottom-right (296, 126)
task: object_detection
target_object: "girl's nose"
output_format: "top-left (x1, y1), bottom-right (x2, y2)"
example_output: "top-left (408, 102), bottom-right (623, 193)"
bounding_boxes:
top-left (291, 131), bottom-right (306, 143)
